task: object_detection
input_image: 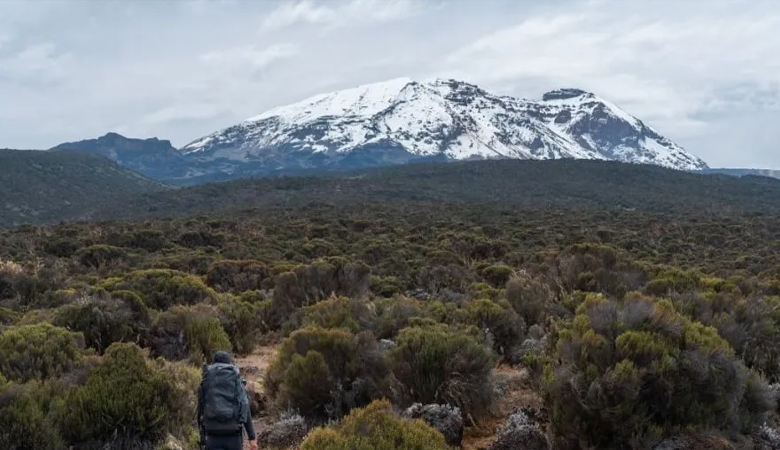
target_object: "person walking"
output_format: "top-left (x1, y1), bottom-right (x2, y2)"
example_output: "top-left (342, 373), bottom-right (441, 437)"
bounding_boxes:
top-left (197, 351), bottom-right (258, 450)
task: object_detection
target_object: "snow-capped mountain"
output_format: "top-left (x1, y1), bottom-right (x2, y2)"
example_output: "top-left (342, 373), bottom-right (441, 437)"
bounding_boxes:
top-left (180, 78), bottom-right (708, 175)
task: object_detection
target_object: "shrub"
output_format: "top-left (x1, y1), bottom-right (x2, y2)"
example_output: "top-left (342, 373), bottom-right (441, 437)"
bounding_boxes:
top-left (205, 259), bottom-right (270, 293)
top-left (673, 292), bottom-right (780, 383)
top-left (258, 411), bottom-right (308, 450)
top-left (270, 259), bottom-right (371, 327)
top-left (266, 327), bottom-right (391, 422)
top-left (300, 399), bottom-right (451, 450)
top-left (375, 296), bottom-right (425, 339)
top-left (0, 381), bottom-right (67, 450)
top-left (390, 324), bottom-right (497, 420)
top-left (76, 245), bottom-right (128, 270)
top-left (217, 296), bottom-right (262, 356)
top-left (150, 304), bottom-right (232, 364)
top-left (0, 323), bottom-right (83, 382)
top-left (506, 273), bottom-right (555, 326)
top-left (0, 264), bottom-right (66, 308)
top-left (541, 294), bottom-right (773, 450)
top-left (53, 293), bottom-right (150, 353)
top-left (99, 269), bottom-right (217, 310)
top-left (482, 264), bottom-right (514, 288)
top-left (302, 295), bottom-right (377, 333)
top-left (62, 343), bottom-right (199, 448)
top-left (0, 306), bottom-right (18, 327)
top-left (458, 299), bottom-right (525, 357)
top-left (402, 403), bottom-right (464, 447)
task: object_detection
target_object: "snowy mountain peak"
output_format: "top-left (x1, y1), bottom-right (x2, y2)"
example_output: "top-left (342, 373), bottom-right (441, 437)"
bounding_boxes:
top-left (180, 77), bottom-right (708, 175)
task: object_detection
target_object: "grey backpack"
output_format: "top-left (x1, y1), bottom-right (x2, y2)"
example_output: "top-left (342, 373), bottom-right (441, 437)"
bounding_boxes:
top-left (201, 362), bottom-right (250, 435)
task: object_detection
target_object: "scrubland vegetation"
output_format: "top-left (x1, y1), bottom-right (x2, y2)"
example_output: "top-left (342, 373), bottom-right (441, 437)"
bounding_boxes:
top-left (2, 187), bottom-right (780, 449)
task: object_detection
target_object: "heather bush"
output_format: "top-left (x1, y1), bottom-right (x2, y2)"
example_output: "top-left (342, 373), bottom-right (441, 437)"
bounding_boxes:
top-left (76, 245), bottom-right (127, 270)
top-left (265, 326), bottom-right (391, 422)
top-left (0, 380), bottom-right (67, 450)
top-left (302, 295), bottom-right (377, 333)
top-left (482, 264), bottom-right (514, 287)
top-left (205, 259), bottom-right (270, 293)
top-left (0, 322), bottom-right (83, 382)
top-left (54, 293), bottom-right (150, 353)
top-left (99, 269), bottom-right (217, 310)
top-left (506, 272), bottom-right (555, 326)
top-left (390, 324), bottom-right (496, 420)
top-left (673, 291), bottom-right (780, 383)
top-left (269, 258), bottom-right (371, 328)
top-left (300, 399), bottom-right (451, 450)
top-left (150, 304), bottom-right (232, 364)
top-left (541, 294), bottom-right (774, 450)
top-left (375, 296), bottom-right (425, 339)
top-left (62, 343), bottom-right (199, 449)
top-left (457, 299), bottom-right (525, 357)
top-left (217, 296), bottom-right (262, 356)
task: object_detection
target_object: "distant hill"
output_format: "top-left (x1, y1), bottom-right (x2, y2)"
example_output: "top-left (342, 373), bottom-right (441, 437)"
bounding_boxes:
top-left (50, 132), bottom-right (204, 184)
top-left (0, 149), bottom-right (168, 228)
top-left (92, 159), bottom-right (780, 223)
top-left (700, 168), bottom-right (780, 180)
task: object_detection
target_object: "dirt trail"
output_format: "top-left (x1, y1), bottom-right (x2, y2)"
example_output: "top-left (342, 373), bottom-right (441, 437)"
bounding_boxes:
top-left (462, 364), bottom-right (543, 450)
top-left (235, 345), bottom-right (278, 450)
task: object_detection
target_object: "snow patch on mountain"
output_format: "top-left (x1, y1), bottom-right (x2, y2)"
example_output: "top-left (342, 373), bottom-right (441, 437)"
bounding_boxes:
top-left (180, 78), bottom-right (708, 172)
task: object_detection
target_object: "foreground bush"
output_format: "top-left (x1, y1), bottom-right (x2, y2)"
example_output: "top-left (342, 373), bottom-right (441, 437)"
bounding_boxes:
top-left (390, 325), bottom-right (496, 420)
top-left (300, 399), bottom-right (451, 450)
top-left (265, 326), bottom-right (390, 422)
top-left (541, 294), bottom-right (774, 450)
top-left (62, 343), bottom-right (199, 449)
top-left (0, 380), bottom-right (67, 450)
top-left (0, 323), bottom-right (83, 382)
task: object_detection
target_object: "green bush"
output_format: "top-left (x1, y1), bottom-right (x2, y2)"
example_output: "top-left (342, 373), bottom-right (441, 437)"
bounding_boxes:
top-left (541, 294), bottom-right (773, 450)
top-left (390, 324), bottom-right (496, 419)
top-left (505, 273), bottom-right (555, 326)
top-left (76, 245), bottom-right (128, 270)
top-left (217, 296), bottom-right (262, 356)
top-left (457, 299), bottom-right (525, 357)
top-left (205, 259), bottom-right (269, 293)
top-left (53, 293), bottom-right (150, 353)
top-left (150, 304), bottom-right (232, 364)
top-left (62, 343), bottom-right (199, 449)
top-left (300, 399), bottom-right (451, 450)
top-left (0, 381), bottom-right (67, 450)
top-left (266, 327), bottom-right (390, 422)
top-left (375, 296), bottom-right (425, 339)
top-left (673, 292), bottom-right (780, 383)
top-left (270, 259), bottom-right (371, 328)
top-left (482, 264), bottom-right (514, 287)
top-left (0, 306), bottom-right (18, 327)
top-left (0, 323), bottom-right (83, 382)
top-left (99, 269), bottom-right (217, 310)
top-left (302, 295), bottom-right (377, 333)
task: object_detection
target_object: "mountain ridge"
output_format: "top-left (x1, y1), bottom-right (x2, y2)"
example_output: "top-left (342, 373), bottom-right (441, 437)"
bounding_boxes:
top-left (178, 77), bottom-right (708, 179)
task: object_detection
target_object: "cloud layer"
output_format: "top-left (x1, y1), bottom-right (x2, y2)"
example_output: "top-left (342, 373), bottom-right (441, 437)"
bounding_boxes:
top-left (1, 0), bottom-right (778, 169)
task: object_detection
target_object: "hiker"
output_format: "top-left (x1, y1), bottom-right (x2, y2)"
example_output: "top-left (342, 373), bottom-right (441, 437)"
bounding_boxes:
top-left (197, 351), bottom-right (258, 450)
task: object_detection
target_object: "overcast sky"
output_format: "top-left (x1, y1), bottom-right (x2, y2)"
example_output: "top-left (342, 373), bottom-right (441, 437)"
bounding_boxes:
top-left (1, 0), bottom-right (778, 168)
